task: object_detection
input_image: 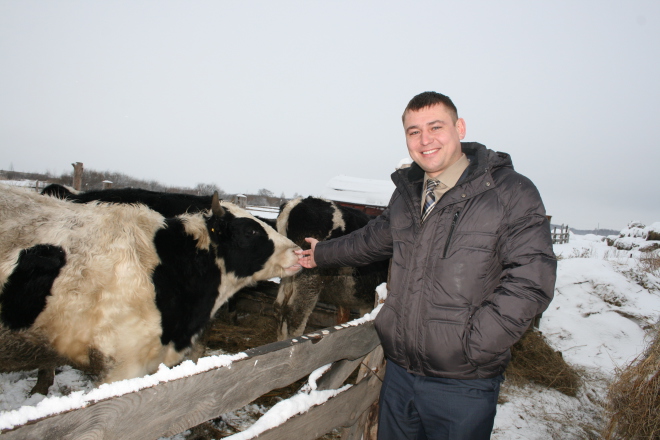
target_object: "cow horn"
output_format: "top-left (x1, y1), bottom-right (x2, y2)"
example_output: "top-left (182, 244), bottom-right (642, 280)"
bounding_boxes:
top-left (211, 192), bottom-right (226, 217)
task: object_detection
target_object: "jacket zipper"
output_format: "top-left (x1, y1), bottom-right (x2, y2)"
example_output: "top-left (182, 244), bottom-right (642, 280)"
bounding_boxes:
top-left (443, 210), bottom-right (460, 258)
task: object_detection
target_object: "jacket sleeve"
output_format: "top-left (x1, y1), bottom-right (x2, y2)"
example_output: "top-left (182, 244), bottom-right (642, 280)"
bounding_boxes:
top-left (314, 202), bottom-right (395, 268)
top-left (465, 174), bottom-right (557, 366)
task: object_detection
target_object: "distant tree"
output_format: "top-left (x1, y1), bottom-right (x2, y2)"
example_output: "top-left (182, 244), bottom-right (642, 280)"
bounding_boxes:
top-left (251, 196), bottom-right (268, 206)
top-left (1, 165), bottom-right (237, 201)
top-left (194, 183), bottom-right (228, 198)
top-left (257, 188), bottom-right (275, 197)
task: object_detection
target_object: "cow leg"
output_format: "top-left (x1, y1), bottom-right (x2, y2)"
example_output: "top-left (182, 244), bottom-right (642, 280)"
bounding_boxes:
top-left (274, 273), bottom-right (321, 340)
top-left (30, 367), bottom-right (55, 396)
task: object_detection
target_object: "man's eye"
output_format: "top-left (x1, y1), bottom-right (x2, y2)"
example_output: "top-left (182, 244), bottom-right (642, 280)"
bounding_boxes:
top-left (431, 126), bottom-right (441, 131)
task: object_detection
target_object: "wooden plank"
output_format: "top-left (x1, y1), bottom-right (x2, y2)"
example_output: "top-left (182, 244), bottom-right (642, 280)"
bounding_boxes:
top-left (315, 357), bottom-right (364, 391)
top-left (343, 345), bottom-right (385, 440)
top-left (250, 372), bottom-right (382, 440)
top-left (1, 323), bottom-right (380, 440)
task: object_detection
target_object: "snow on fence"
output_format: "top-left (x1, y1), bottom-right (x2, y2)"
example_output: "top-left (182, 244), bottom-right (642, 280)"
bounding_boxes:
top-left (552, 224), bottom-right (570, 244)
top-left (0, 321), bottom-right (384, 440)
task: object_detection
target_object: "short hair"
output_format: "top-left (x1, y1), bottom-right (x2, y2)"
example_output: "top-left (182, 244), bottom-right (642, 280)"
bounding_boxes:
top-left (402, 91), bottom-right (458, 124)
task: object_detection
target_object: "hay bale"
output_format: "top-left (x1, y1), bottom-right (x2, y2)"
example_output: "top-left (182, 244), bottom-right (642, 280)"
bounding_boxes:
top-left (506, 329), bottom-right (580, 396)
top-left (603, 324), bottom-right (660, 439)
top-left (639, 242), bottom-right (660, 253)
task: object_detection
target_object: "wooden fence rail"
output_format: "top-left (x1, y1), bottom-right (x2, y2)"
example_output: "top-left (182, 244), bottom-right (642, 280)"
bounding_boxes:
top-left (1, 322), bottom-right (382, 440)
top-left (552, 224), bottom-right (570, 244)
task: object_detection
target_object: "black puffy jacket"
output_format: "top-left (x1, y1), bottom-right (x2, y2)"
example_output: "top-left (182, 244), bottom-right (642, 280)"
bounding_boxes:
top-left (315, 142), bottom-right (557, 379)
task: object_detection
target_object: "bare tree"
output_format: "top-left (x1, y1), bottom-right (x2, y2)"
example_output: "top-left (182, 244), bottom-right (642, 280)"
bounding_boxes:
top-left (257, 188), bottom-right (275, 197)
top-left (194, 183), bottom-right (228, 198)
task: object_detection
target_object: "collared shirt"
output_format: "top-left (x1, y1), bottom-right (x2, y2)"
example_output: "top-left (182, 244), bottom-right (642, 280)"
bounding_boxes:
top-left (421, 154), bottom-right (470, 217)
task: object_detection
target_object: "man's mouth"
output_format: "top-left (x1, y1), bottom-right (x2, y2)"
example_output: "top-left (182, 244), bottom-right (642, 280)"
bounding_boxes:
top-left (422, 149), bottom-right (439, 155)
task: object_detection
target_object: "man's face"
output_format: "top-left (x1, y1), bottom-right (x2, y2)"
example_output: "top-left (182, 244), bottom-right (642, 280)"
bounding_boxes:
top-left (403, 104), bottom-right (466, 178)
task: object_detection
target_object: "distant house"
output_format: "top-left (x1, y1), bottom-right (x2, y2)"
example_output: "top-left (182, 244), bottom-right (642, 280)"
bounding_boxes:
top-left (321, 175), bottom-right (395, 217)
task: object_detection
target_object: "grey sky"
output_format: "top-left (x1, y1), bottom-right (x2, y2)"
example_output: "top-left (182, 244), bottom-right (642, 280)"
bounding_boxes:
top-left (1, 1), bottom-right (658, 230)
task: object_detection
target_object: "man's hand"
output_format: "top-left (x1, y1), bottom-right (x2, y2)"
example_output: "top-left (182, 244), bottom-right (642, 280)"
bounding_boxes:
top-left (295, 237), bottom-right (319, 269)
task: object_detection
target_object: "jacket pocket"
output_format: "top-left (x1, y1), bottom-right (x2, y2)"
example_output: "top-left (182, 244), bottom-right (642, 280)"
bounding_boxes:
top-left (374, 303), bottom-right (401, 361)
top-left (422, 306), bottom-right (474, 374)
top-left (443, 231), bottom-right (497, 259)
top-left (464, 306), bottom-right (512, 367)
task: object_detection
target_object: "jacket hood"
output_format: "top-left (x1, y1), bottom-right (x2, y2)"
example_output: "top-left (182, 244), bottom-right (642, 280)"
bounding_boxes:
top-left (397, 142), bottom-right (513, 186)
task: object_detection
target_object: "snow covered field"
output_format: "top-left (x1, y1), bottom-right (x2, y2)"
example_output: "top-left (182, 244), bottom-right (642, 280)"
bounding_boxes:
top-left (493, 232), bottom-right (660, 439)
top-left (1, 231), bottom-right (659, 439)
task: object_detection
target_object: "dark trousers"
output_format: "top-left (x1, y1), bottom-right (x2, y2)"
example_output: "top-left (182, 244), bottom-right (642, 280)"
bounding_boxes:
top-left (377, 361), bottom-right (502, 440)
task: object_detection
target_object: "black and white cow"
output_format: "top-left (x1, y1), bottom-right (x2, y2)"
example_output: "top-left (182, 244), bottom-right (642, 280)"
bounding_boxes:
top-left (0, 185), bottom-right (301, 385)
top-left (274, 196), bottom-right (389, 340)
top-left (41, 183), bottom-right (278, 228)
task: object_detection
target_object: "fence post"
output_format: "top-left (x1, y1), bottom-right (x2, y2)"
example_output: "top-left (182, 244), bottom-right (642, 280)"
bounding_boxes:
top-left (72, 162), bottom-right (83, 191)
top-left (341, 282), bottom-right (389, 440)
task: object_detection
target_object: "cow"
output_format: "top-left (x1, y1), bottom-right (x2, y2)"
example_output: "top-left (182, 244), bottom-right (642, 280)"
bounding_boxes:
top-left (0, 185), bottom-right (302, 388)
top-left (41, 184), bottom-right (278, 322)
top-left (274, 196), bottom-right (389, 340)
top-left (41, 183), bottom-right (278, 228)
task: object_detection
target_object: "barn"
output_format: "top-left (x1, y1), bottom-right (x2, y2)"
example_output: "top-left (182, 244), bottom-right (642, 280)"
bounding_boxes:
top-left (320, 175), bottom-right (394, 217)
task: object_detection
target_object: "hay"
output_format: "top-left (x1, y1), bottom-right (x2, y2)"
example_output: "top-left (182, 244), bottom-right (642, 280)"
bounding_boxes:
top-left (204, 312), bottom-right (279, 354)
top-left (603, 324), bottom-right (660, 439)
top-left (506, 328), bottom-right (580, 396)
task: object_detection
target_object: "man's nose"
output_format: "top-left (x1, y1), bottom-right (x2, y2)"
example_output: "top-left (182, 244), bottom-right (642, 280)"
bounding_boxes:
top-left (421, 130), bottom-right (433, 145)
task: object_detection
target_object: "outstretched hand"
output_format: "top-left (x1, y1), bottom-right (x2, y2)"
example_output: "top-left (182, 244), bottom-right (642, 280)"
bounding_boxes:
top-left (295, 237), bottom-right (319, 269)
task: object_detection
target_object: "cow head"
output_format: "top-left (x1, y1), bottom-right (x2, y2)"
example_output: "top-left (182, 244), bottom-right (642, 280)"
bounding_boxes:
top-left (208, 193), bottom-right (302, 281)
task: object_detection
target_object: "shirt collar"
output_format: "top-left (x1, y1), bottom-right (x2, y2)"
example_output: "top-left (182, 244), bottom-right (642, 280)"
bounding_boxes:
top-left (424, 153), bottom-right (470, 190)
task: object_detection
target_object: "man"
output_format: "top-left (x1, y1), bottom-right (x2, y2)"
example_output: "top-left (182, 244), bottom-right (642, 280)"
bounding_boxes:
top-left (297, 91), bottom-right (556, 439)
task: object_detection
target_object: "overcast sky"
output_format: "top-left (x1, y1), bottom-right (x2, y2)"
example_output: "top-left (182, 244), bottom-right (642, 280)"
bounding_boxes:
top-left (1, 1), bottom-right (658, 230)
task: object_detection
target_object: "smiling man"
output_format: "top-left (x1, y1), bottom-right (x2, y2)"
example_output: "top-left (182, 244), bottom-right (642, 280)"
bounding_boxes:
top-left (403, 95), bottom-right (466, 178)
top-left (297, 91), bottom-right (557, 439)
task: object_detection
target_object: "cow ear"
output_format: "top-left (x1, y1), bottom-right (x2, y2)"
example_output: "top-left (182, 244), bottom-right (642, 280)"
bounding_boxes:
top-left (211, 192), bottom-right (226, 218)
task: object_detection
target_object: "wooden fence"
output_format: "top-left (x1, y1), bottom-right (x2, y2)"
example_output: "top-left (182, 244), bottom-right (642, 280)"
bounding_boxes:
top-left (552, 225), bottom-right (570, 244)
top-left (0, 322), bottom-right (384, 440)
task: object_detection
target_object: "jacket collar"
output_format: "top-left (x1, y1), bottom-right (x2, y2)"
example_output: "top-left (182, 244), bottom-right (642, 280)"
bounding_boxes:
top-left (392, 142), bottom-right (513, 210)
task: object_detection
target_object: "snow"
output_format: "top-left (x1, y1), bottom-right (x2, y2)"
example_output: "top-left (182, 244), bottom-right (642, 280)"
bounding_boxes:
top-left (246, 205), bottom-right (279, 220)
top-left (0, 180), bottom-right (46, 189)
top-left (648, 222), bottom-right (660, 235)
top-left (1, 231), bottom-right (659, 438)
top-left (321, 175), bottom-right (395, 207)
top-left (223, 363), bottom-right (352, 440)
top-left (491, 233), bottom-right (660, 438)
top-left (0, 353), bottom-right (248, 431)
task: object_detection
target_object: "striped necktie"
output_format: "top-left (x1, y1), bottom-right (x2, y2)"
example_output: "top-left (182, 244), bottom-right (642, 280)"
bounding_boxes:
top-left (422, 179), bottom-right (440, 221)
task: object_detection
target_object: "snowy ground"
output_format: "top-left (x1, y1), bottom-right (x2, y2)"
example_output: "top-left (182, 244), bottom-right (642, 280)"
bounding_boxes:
top-left (1, 232), bottom-right (659, 439)
top-left (492, 233), bottom-right (660, 439)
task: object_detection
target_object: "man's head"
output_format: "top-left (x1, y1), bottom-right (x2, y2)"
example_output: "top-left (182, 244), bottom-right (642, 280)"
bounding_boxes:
top-left (402, 91), bottom-right (466, 179)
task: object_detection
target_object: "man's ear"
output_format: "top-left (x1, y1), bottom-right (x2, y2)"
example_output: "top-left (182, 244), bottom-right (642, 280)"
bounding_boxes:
top-left (456, 118), bottom-right (467, 140)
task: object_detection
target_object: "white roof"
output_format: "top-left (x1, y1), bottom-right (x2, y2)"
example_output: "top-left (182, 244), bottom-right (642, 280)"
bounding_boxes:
top-left (321, 175), bottom-right (395, 207)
